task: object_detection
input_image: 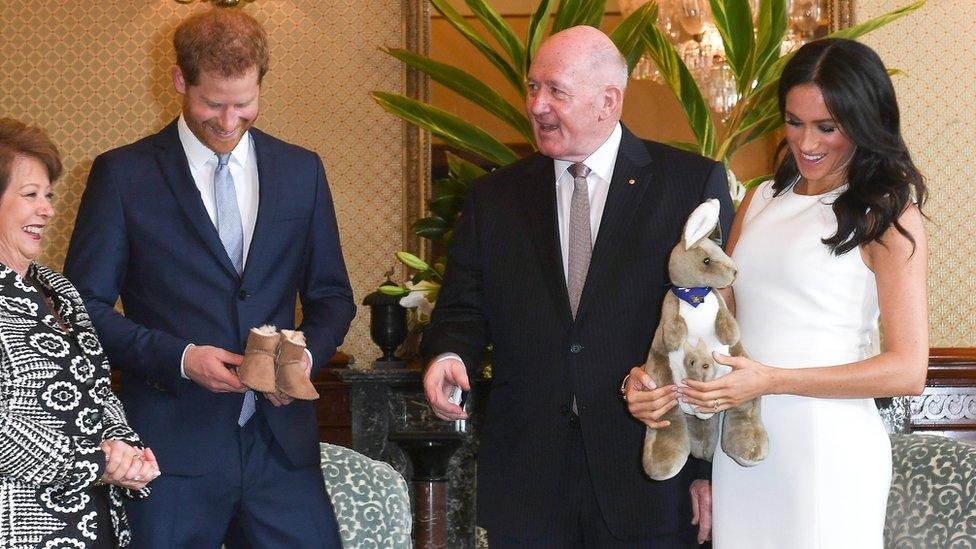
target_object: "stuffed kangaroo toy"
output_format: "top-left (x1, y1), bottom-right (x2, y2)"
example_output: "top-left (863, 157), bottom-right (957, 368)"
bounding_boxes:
top-left (641, 198), bottom-right (768, 481)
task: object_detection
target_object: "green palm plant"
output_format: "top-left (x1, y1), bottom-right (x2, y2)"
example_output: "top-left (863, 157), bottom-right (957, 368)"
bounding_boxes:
top-left (371, 0), bottom-right (661, 168)
top-left (641, 0), bottom-right (925, 188)
top-left (372, 0), bottom-right (924, 190)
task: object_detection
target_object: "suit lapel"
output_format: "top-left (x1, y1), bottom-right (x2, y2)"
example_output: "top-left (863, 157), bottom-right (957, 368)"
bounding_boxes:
top-left (154, 121), bottom-right (240, 278)
top-left (520, 154), bottom-right (573, 326)
top-left (241, 128), bottom-right (278, 283)
top-left (576, 126), bottom-right (655, 319)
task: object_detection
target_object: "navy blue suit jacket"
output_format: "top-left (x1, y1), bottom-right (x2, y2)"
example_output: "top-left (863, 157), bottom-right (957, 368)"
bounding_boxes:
top-left (64, 120), bottom-right (355, 476)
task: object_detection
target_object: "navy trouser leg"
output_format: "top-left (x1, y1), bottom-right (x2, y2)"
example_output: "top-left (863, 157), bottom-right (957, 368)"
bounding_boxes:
top-left (234, 411), bottom-right (341, 549)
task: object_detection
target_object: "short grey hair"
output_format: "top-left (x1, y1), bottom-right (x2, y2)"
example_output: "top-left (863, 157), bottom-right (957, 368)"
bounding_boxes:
top-left (589, 38), bottom-right (629, 91)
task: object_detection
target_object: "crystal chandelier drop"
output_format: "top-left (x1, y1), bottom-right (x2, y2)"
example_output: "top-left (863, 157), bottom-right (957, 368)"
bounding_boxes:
top-left (619, 0), bottom-right (825, 118)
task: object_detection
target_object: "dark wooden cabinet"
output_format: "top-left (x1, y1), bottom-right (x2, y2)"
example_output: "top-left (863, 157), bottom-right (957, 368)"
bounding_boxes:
top-left (312, 368), bottom-right (352, 447)
top-left (912, 348), bottom-right (976, 442)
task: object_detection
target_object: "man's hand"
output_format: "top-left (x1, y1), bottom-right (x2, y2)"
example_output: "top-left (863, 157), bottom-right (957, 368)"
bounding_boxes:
top-left (423, 357), bottom-right (470, 421)
top-left (265, 352), bottom-right (312, 407)
top-left (690, 479), bottom-right (712, 544)
top-left (623, 366), bottom-right (678, 429)
top-left (184, 345), bottom-right (246, 393)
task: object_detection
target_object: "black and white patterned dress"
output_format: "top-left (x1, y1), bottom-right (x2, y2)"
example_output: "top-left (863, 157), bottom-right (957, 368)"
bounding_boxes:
top-left (0, 262), bottom-right (149, 548)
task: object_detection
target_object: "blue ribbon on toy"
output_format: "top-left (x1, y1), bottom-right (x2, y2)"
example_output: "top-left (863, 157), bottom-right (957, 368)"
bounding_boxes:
top-left (671, 286), bottom-right (712, 307)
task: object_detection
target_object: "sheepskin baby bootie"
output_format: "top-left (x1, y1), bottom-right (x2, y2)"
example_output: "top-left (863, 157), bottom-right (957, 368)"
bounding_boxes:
top-left (276, 330), bottom-right (320, 400)
top-left (239, 325), bottom-right (278, 393)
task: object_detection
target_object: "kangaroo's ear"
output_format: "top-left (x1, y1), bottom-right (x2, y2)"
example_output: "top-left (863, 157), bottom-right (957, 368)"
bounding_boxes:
top-left (696, 338), bottom-right (708, 353)
top-left (684, 198), bottom-right (721, 250)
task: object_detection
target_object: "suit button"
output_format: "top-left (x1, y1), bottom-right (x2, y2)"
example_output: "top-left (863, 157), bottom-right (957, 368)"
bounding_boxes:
top-left (569, 343), bottom-right (583, 354)
top-left (238, 290), bottom-right (250, 300)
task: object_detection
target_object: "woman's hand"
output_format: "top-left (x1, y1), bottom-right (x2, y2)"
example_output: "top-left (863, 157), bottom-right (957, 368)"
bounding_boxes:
top-left (100, 441), bottom-right (161, 491)
top-left (679, 353), bottom-right (775, 413)
top-left (623, 366), bottom-right (679, 429)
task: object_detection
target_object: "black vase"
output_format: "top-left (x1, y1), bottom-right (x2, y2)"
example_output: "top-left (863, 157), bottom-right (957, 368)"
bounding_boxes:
top-left (362, 281), bottom-right (408, 367)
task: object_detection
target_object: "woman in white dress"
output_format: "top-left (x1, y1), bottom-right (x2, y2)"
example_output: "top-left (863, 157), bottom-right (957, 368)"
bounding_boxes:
top-left (624, 39), bottom-right (929, 547)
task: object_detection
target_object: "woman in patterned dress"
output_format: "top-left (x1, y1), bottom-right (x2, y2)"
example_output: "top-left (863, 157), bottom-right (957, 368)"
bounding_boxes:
top-left (0, 118), bottom-right (161, 548)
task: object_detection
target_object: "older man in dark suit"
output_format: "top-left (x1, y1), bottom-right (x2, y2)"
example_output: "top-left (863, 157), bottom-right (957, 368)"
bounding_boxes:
top-left (421, 26), bottom-right (733, 547)
top-left (64, 9), bottom-right (353, 548)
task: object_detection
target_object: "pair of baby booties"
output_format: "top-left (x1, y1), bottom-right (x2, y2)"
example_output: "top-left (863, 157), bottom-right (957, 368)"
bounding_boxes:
top-left (238, 325), bottom-right (319, 400)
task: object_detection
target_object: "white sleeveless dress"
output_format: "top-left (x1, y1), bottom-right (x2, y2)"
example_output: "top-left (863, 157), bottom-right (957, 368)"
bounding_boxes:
top-left (712, 180), bottom-right (891, 548)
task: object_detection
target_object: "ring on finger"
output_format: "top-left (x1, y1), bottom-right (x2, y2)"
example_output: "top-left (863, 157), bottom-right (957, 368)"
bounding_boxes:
top-left (712, 399), bottom-right (719, 410)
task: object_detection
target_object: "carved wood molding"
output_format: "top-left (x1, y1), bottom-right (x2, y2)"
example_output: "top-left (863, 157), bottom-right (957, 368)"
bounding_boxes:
top-left (913, 348), bottom-right (976, 440)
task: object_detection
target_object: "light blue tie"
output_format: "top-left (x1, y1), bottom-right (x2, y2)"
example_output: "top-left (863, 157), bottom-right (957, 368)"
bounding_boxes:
top-left (214, 153), bottom-right (255, 425)
top-left (214, 153), bottom-right (244, 275)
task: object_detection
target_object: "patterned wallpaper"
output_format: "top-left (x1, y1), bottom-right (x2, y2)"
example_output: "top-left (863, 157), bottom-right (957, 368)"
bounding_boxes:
top-left (0, 1), bottom-right (413, 362)
top-left (857, 0), bottom-right (976, 347)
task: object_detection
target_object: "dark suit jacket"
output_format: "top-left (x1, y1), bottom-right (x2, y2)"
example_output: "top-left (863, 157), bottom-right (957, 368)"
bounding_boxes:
top-left (421, 126), bottom-right (733, 540)
top-left (64, 120), bottom-right (355, 476)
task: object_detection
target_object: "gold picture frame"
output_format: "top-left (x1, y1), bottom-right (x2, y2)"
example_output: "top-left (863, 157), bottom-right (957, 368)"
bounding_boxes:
top-left (827, 0), bottom-right (856, 32)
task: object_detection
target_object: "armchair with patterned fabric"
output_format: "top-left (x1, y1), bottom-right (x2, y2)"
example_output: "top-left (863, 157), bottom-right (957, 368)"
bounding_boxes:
top-left (885, 434), bottom-right (976, 548)
top-left (320, 443), bottom-right (412, 549)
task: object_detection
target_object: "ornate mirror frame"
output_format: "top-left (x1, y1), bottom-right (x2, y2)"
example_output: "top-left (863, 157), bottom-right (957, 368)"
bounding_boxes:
top-left (827, 0), bottom-right (856, 31)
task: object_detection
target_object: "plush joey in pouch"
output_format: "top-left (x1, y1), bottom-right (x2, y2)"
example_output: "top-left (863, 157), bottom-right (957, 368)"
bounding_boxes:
top-left (277, 329), bottom-right (320, 400)
top-left (239, 324), bottom-right (279, 393)
top-left (641, 198), bottom-right (768, 481)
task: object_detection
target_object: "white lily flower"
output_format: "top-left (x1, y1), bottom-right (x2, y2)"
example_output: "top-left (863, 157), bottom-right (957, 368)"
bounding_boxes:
top-left (399, 280), bottom-right (439, 322)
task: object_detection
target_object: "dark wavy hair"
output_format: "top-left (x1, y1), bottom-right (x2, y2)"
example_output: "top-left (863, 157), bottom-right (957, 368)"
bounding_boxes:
top-left (772, 38), bottom-right (926, 255)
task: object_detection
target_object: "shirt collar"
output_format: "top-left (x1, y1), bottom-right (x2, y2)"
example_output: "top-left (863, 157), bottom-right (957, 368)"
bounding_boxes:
top-left (552, 122), bottom-right (622, 184)
top-left (177, 114), bottom-right (252, 170)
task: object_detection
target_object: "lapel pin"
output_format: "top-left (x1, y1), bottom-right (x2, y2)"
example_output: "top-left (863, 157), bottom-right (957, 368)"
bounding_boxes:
top-left (628, 179), bottom-right (636, 185)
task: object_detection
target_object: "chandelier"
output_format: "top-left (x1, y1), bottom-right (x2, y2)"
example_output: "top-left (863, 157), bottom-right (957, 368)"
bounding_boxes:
top-left (619, 0), bottom-right (826, 117)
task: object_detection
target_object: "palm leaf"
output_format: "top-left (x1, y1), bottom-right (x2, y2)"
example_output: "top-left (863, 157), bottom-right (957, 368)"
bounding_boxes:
top-left (734, 110), bottom-right (783, 153)
top-left (447, 151), bottom-right (488, 181)
top-left (429, 0), bottom-right (524, 96)
top-left (383, 48), bottom-right (533, 142)
top-left (371, 91), bottom-right (520, 166)
top-left (825, 1), bottom-right (925, 41)
top-left (551, 0), bottom-right (583, 34)
top-left (552, 0), bottom-right (606, 34)
top-left (742, 174), bottom-right (773, 189)
top-left (641, 25), bottom-right (716, 157)
top-left (709, 0), bottom-right (756, 92)
top-left (753, 0), bottom-right (789, 85)
top-left (609, 2), bottom-right (658, 75)
top-left (411, 217), bottom-right (450, 241)
top-left (525, 0), bottom-right (556, 70)
top-left (465, 0), bottom-right (526, 75)
top-left (580, 0), bottom-right (607, 27)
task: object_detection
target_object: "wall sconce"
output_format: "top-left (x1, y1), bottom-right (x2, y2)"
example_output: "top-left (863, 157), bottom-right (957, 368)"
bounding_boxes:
top-left (175, 0), bottom-right (255, 6)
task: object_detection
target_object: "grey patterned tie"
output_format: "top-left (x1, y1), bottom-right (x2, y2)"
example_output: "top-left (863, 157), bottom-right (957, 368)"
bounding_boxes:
top-left (214, 153), bottom-right (254, 425)
top-left (214, 153), bottom-right (244, 275)
top-left (567, 162), bottom-right (592, 318)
